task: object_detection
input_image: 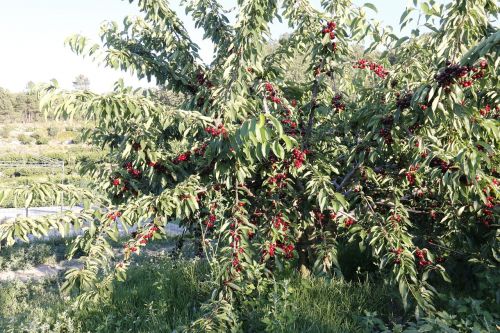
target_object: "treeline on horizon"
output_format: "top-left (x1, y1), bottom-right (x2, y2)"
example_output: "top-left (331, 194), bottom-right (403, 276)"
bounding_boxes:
top-left (0, 84), bottom-right (41, 123)
top-left (0, 75), bottom-right (92, 123)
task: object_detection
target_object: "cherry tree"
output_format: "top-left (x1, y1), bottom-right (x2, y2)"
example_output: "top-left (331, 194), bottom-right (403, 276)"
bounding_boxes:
top-left (1, 0), bottom-right (498, 329)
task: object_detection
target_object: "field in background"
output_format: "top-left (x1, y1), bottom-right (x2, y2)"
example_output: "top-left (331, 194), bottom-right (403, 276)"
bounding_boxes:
top-left (0, 121), bottom-right (105, 208)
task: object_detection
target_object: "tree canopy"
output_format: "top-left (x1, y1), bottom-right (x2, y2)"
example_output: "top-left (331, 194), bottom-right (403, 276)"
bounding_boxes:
top-left (0, 0), bottom-right (499, 331)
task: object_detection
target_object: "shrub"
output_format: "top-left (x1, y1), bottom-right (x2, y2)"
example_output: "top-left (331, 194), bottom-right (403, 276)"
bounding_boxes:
top-left (17, 134), bottom-right (32, 145)
top-left (47, 126), bottom-right (59, 137)
top-left (360, 297), bottom-right (500, 332)
top-left (68, 134), bottom-right (83, 144)
top-left (55, 131), bottom-right (76, 142)
top-left (35, 136), bottom-right (49, 145)
top-left (30, 132), bottom-right (42, 140)
top-left (0, 242), bottom-right (59, 271)
top-left (0, 126), bottom-right (12, 138)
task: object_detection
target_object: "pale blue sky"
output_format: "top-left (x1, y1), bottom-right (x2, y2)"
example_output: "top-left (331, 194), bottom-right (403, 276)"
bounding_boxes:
top-left (0, 0), bottom-right (413, 93)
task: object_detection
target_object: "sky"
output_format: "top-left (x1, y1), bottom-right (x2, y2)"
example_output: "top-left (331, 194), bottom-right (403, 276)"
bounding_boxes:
top-left (0, 0), bottom-right (411, 93)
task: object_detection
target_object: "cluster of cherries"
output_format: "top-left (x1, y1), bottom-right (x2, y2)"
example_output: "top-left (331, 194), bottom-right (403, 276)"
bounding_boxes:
top-left (124, 224), bottom-right (160, 253)
top-left (264, 82), bottom-right (302, 136)
top-left (160, 142), bottom-right (209, 168)
top-left (268, 173), bottom-right (287, 188)
top-left (395, 92), bottom-right (413, 110)
top-left (195, 71), bottom-right (214, 89)
top-left (415, 248), bottom-right (432, 268)
top-left (265, 82), bottom-right (282, 104)
top-left (279, 243), bottom-right (295, 259)
top-left (281, 118), bottom-right (298, 129)
top-left (132, 142), bottom-right (141, 151)
top-left (194, 143), bottom-right (208, 156)
top-left (480, 105), bottom-right (492, 117)
top-left (481, 179), bottom-right (499, 226)
top-left (204, 214), bottom-right (216, 228)
top-left (379, 116), bottom-right (394, 145)
top-left (146, 141), bottom-right (210, 175)
top-left (314, 210), bottom-right (337, 226)
top-left (147, 161), bottom-right (167, 173)
top-left (292, 148), bottom-right (309, 168)
top-left (266, 242), bottom-right (295, 259)
top-left (124, 161), bottom-right (142, 179)
top-left (391, 247), bottom-right (403, 265)
top-left (332, 94), bottom-right (346, 112)
top-left (435, 60), bottom-right (488, 88)
top-left (389, 213), bottom-right (402, 224)
top-left (173, 151), bottom-right (191, 164)
top-left (353, 59), bottom-right (389, 79)
top-left (344, 217), bottom-right (355, 228)
top-left (480, 193), bottom-right (496, 226)
top-left (405, 164), bottom-right (419, 186)
top-left (379, 128), bottom-right (393, 144)
top-left (321, 21), bottom-right (337, 52)
top-left (228, 203), bottom-right (247, 270)
top-left (281, 244), bottom-right (295, 258)
top-left (478, 104), bottom-right (500, 119)
top-left (272, 213), bottom-right (289, 231)
top-left (112, 176), bottom-right (132, 194)
top-left (106, 211), bottom-right (122, 221)
top-left (205, 124), bottom-right (228, 138)
top-left (429, 157), bottom-right (452, 174)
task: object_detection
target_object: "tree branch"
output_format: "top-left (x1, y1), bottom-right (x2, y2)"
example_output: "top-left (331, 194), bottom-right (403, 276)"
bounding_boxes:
top-left (335, 162), bottom-right (362, 191)
top-left (302, 59), bottom-right (325, 150)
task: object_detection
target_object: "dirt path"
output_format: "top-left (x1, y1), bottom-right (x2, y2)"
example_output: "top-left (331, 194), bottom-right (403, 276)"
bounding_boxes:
top-left (0, 246), bottom-right (175, 283)
top-left (0, 259), bottom-right (82, 282)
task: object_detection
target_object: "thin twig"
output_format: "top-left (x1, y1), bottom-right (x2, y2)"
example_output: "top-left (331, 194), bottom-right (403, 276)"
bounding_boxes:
top-left (335, 161), bottom-right (362, 191)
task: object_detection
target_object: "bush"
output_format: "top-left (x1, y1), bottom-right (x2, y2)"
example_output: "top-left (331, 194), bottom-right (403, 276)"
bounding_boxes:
top-left (30, 132), bottom-right (42, 140)
top-left (0, 242), bottom-right (61, 271)
top-left (55, 131), bottom-right (76, 142)
top-left (17, 134), bottom-right (32, 145)
top-left (35, 136), bottom-right (49, 145)
top-left (47, 126), bottom-right (59, 137)
top-left (0, 126), bottom-right (12, 138)
top-left (70, 134), bottom-right (83, 144)
top-left (360, 297), bottom-right (500, 332)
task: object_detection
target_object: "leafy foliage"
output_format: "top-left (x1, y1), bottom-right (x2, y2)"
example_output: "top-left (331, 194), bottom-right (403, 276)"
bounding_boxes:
top-left (1, 0), bottom-right (499, 330)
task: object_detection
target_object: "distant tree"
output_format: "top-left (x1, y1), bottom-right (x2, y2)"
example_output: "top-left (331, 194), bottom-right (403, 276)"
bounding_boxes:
top-left (0, 88), bottom-right (15, 119)
top-left (13, 94), bottom-right (38, 123)
top-left (152, 86), bottom-right (186, 107)
top-left (73, 74), bottom-right (91, 90)
top-left (11, 82), bottom-right (40, 122)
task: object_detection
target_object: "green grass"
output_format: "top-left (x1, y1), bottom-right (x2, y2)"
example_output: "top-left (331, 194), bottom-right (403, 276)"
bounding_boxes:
top-left (288, 279), bottom-right (393, 332)
top-left (0, 240), bottom-right (66, 271)
top-left (0, 251), bottom-right (395, 333)
top-left (0, 257), bottom-right (213, 333)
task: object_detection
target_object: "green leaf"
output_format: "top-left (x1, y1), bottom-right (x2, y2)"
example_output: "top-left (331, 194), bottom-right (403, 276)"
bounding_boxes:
top-left (363, 3), bottom-right (377, 12)
top-left (272, 141), bottom-right (285, 159)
